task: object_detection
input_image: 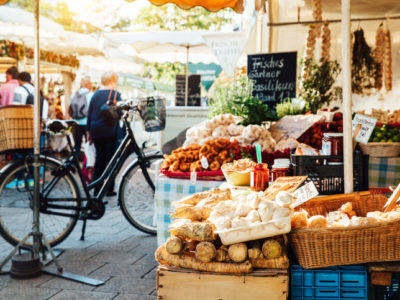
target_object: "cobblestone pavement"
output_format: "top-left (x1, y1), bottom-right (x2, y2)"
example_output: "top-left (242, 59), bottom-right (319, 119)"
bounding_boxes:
top-left (0, 193), bottom-right (158, 300)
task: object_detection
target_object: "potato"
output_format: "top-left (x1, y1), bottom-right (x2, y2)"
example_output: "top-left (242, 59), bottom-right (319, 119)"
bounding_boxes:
top-left (228, 243), bottom-right (248, 263)
top-left (165, 236), bottom-right (183, 254)
top-left (195, 242), bottom-right (216, 263)
top-left (248, 247), bottom-right (263, 259)
top-left (262, 240), bottom-right (282, 259)
top-left (215, 245), bottom-right (230, 262)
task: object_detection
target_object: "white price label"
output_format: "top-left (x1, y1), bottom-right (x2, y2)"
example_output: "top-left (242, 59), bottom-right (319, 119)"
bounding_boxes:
top-left (200, 156), bottom-right (209, 169)
top-left (291, 182), bottom-right (319, 208)
top-left (190, 171), bottom-right (197, 184)
top-left (352, 114), bottom-right (377, 144)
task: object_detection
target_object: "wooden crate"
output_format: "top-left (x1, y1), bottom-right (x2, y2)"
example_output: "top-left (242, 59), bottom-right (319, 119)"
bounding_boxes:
top-left (157, 265), bottom-right (288, 300)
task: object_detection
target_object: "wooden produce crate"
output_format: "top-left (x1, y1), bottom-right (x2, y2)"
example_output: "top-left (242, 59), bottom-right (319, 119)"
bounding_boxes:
top-left (156, 266), bottom-right (288, 300)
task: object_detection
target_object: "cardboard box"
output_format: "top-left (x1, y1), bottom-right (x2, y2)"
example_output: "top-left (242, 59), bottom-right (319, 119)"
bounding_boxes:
top-left (157, 265), bottom-right (288, 300)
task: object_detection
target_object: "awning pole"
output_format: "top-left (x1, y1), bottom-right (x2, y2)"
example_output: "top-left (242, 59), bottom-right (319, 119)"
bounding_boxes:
top-left (185, 44), bottom-right (189, 106)
top-left (32, 0), bottom-right (41, 255)
top-left (342, 0), bottom-right (354, 193)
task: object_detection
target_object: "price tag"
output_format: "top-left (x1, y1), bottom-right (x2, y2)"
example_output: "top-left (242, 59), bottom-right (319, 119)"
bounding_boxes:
top-left (352, 113), bottom-right (377, 144)
top-left (290, 182), bottom-right (319, 208)
top-left (190, 171), bottom-right (197, 184)
top-left (200, 156), bottom-right (209, 169)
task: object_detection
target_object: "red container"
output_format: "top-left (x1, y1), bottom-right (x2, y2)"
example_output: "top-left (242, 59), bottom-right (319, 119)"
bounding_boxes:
top-left (322, 133), bottom-right (343, 155)
top-left (250, 163), bottom-right (269, 191)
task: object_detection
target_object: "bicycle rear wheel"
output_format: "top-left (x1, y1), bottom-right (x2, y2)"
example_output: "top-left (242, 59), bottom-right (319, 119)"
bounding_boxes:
top-left (118, 154), bottom-right (163, 235)
top-left (0, 156), bottom-right (80, 247)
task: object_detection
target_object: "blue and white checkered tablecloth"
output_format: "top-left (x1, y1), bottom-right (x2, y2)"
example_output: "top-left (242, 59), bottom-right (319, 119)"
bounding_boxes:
top-left (155, 175), bottom-right (223, 246)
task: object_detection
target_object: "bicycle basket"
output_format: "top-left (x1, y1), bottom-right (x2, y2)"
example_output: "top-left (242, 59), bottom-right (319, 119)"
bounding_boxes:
top-left (0, 105), bottom-right (34, 153)
top-left (136, 96), bottom-right (166, 132)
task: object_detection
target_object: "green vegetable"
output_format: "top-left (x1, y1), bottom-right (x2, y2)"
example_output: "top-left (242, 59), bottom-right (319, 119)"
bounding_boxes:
top-left (276, 99), bottom-right (305, 118)
top-left (208, 74), bottom-right (277, 125)
top-left (299, 58), bottom-right (341, 113)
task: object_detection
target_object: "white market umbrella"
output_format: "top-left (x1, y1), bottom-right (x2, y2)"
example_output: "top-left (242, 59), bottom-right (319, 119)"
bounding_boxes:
top-left (105, 31), bottom-right (219, 105)
top-left (0, 6), bottom-right (103, 56)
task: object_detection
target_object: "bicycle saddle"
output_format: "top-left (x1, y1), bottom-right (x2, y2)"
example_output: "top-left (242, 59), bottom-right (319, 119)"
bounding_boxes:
top-left (47, 119), bottom-right (78, 134)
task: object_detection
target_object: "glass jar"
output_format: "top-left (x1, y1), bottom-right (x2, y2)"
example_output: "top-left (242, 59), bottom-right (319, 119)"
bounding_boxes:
top-left (250, 163), bottom-right (269, 191)
top-left (271, 159), bottom-right (291, 182)
top-left (322, 133), bottom-right (343, 155)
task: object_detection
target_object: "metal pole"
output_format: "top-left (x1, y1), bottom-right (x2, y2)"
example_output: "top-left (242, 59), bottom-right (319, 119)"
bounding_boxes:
top-left (341, 0), bottom-right (353, 193)
top-left (185, 44), bottom-right (189, 106)
top-left (33, 0), bottom-right (42, 255)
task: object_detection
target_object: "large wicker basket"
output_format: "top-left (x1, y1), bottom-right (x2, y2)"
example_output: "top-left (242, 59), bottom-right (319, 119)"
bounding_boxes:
top-left (289, 192), bottom-right (400, 269)
top-left (359, 142), bottom-right (400, 157)
top-left (0, 105), bottom-right (34, 153)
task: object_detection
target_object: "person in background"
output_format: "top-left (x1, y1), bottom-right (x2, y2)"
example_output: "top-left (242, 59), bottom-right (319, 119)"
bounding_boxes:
top-left (69, 76), bottom-right (93, 159)
top-left (5, 72), bottom-right (49, 189)
top-left (0, 67), bottom-right (19, 106)
top-left (87, 72), bottom-right (121, 197)
top-left (13, 72), bottom-right (49, 120)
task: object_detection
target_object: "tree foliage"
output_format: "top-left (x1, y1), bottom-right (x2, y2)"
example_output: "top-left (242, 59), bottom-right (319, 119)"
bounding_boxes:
top-left (8, 0), bottom-right (99, 33)
top-left (134, 4), bottom-right (232, 31)
top-left (136, 4), bottom-right (232, 84)
top-left (143, 62), bottom-right (185, 85)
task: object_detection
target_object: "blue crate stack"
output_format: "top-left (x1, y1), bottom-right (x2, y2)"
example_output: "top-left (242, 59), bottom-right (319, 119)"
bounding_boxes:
top-left (291, 265), bottom-right (368, 300)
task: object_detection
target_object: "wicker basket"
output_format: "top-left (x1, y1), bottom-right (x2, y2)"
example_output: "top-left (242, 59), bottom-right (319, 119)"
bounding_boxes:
top-left (289, 192), bottom-right (400, 269)
top-left (359, 142), bottom-right (400, 157)
top-left (0, 105), bottom-right (34, 153)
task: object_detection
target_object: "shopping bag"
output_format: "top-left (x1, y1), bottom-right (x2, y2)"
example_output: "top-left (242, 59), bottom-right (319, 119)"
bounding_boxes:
top-left (84, 142), bottom-right (96, 168)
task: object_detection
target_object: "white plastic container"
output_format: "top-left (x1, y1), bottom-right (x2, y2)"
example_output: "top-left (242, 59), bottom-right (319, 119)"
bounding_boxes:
top-left (215, 217), bottom-right (291, 245)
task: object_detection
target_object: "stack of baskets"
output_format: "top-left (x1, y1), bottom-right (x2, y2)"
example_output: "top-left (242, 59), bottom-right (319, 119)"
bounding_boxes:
top-left (0, 105), bottom-right (34, 153)
top-left (290, 192), bottom-right (400, 269)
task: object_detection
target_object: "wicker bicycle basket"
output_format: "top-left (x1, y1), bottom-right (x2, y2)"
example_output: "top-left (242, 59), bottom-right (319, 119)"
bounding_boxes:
top-left (359, 142), bottom-right (400, 157)
top-left (289, 192), bottom-right (400, 269)
top-left (0, 105), bottom-right (34, 153)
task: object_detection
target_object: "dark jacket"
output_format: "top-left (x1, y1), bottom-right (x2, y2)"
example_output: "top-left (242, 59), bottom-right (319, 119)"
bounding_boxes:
top-left (87, 89), bottom-right (121, 139)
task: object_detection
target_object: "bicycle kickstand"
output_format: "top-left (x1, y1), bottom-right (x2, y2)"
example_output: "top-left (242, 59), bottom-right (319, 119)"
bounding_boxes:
top-left (80, 217), bottom-right (87, 241)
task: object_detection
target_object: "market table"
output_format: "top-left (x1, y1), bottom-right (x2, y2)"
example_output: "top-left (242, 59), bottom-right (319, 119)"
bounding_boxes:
top-left (154, 175), bottom-right (223, 246)
top-left (368, 157), bottom-right (400, 187)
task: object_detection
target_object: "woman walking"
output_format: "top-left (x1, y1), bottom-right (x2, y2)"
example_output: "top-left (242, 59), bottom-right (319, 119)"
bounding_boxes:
top-left (87, 72), bottom-right (121, 196)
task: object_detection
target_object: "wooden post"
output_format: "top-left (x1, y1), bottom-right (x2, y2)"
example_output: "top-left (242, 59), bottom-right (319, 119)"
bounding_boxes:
top-left (341, 0), bottom-right (354, 193)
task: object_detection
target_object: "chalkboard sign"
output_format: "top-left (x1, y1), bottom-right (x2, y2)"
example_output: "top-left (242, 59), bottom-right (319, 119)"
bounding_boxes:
top-left (175, 74), bottom-right (201, 106)
top-left (248, 52), bottom-right (297, 106)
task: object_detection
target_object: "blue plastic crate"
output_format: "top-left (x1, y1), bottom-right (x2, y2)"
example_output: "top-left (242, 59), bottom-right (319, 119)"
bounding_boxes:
top-left (290, 265), bottom-right (368, 300)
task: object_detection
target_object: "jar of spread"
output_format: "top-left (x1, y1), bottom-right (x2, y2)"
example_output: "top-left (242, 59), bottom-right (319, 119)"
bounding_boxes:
top-left (271, 159), bottom-right (291, 182)
top-left (250, 163), bottom-right (269, 191)
top-left (322, 133), bottom-right (343, 155)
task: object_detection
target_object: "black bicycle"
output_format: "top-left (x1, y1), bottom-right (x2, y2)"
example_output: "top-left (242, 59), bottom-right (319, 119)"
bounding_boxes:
top-left (0, 98), bottom-right (165, 248)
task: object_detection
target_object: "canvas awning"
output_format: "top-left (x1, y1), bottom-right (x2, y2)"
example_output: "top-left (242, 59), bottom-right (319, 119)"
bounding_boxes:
top-left (126, 0), bottom-right (244, 13)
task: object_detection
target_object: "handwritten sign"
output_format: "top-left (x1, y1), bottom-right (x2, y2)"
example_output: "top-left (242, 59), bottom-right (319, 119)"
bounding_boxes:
top-left (352, 113), bottom-right (377, 144)
top-left (175, 75), bottom-right (201, 106)
top-left (269, 114), bottom-right (324, 144)
top-left (248, 52), bottom-right (297, 106)
top-left (264, 176), bottom-right (308, 195)
top-left (291, 182), bottom-right (319, 208)
top-left (371, 109), bottom-right (388, 124)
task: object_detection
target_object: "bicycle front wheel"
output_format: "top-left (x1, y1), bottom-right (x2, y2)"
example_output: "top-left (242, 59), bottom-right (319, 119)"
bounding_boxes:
top-left (118, 154), bottom-right (163, 235)
top-left (0, 156), bottom-right (80, 247)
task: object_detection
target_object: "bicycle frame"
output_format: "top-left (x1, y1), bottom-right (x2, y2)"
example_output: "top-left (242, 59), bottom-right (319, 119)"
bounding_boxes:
top-left (43, 111), bottom-right (158, 211)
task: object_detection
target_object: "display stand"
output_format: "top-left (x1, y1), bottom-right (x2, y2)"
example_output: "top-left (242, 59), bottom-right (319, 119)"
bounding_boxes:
top-left (0, 0), bottom-right (103, 286)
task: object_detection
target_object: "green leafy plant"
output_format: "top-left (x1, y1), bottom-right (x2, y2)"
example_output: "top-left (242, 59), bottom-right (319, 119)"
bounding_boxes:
top-left (208, 74), bottom-right (277, 125)
top-left (276, 99), bottom-right (305, 118)
top-left (299, 58), bottom-right (341, 114)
